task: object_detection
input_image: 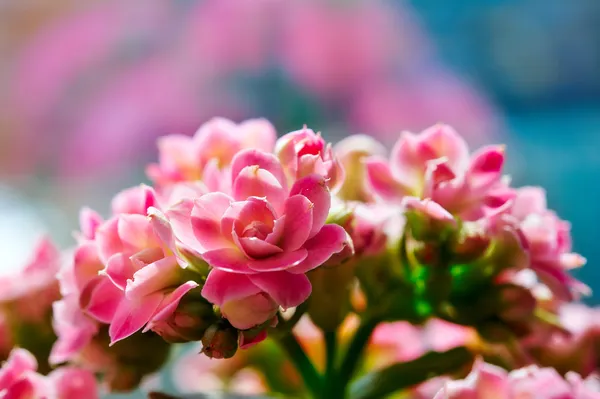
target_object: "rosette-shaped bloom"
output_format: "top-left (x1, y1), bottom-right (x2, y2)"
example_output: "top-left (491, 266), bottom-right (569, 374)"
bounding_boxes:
top-left (147, 117), bottom-right (277, 189)
top-left (275, 127), bottom-right (344, 192)
top-left (95, 211), bottom-right (199, 343)
top-left (163, 149), bottom-right (349, 330)
top-left (366, 124), bottom-right (512, 220)
top-left (434, 361), bottom-right (600, 398)
top-left (510, 187), bottom-right (587, 300)
top-left (0, 348), bottom-right (99, 399)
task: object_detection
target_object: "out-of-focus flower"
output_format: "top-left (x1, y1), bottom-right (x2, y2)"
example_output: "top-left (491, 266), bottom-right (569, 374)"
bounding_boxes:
top-left (0, 237), bottom-right (62, 372)
top-left (434, 360), bottom-right (600, 398)
top-left (161, 149), bottom-right (348, 330)
top-left (147, 117), bottom-right (277, 190)
top-left (365, 124), bottom-right (512, 221)
top-left (334, 134), bottom-right (387, 203)
top-left (279, 0), bottom-right (410, 99)
top-left (510, 187), bottom-right (587, 300)
top-left (0, 348), bottom-right (99, 399)
top-left (275, 126), bottom-right (344, 192)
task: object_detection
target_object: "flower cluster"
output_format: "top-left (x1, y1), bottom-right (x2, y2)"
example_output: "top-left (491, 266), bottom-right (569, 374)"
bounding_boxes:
top-left (0, 118), bottom-right (594, 398)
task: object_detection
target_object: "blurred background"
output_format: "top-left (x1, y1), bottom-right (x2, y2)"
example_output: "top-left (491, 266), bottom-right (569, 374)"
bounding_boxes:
top-left (0, 0), bottom-right (599, 303)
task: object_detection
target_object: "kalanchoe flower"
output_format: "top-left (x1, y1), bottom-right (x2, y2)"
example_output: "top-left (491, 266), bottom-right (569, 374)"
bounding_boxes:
top-left (0, 348), bottom-right (99, 399)
top-left (161, 149), bottom-right (349, 330)
top-left (0, 237), bottom-right (62, 372)
top-left (275, 126), bottom-right (344, 192)
top-left (366, 124), bottom-right (513, 220)
top-left (434, 360), bottom-right (600, 398)
top-left (147, 117), bottom-right (277, 189)
top-left (510, 187), bottom-right (587, 301)
top-left (334, 134), bottom-right (387, 202)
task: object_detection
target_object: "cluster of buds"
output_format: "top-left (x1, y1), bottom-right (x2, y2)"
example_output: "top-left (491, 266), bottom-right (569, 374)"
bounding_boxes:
top-left (0, 118), bottom-right (593, 398)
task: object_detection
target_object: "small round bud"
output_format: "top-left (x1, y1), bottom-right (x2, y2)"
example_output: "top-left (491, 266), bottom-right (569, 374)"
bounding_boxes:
top-left (201, 322), bottom-right (239, 359)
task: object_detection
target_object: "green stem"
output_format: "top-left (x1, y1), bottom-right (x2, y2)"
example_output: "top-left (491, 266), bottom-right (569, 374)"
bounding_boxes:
top-left (324, 330), bottom-right (338, 398)
top-left (337, 318), bottom-right (378, 397)
top-left (277, 332), bottom-right (323, 397)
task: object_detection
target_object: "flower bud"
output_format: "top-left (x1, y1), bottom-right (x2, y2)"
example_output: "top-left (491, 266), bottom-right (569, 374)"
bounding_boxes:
top-left (150, 294), bottom-right (217, 343)
top-left (201, 322), bottom-right (239, 359)
top-left (496, 284), bottom-right (537, 323)
top-left (450, 222), bottom-right (491, 264)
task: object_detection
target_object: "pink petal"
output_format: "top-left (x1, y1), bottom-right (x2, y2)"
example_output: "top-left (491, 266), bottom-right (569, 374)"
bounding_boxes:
top-left (418, 124), bottom-right (470, 173)
top-left (221, 197), bottom-right (276, 243)
top-left (232, 166), bottom-right (286, 214)
top-left (249, 271), bottom-right (312, 309)
top-left (201, 248), bottom-right (255, 274)
top-left (265, 216), bottom-right (286, 246)
top-left (79, 276), bottom-right (123, 324)
top-left (190, 193), bottom-right (234, 251)
top-left (104, 253), bottom-right (136, 290)
top-left (237, 235), bottom-right (283, 259)
top-left (0, 349), bottom-right (37, 389)
top-left (109, 293), bottom-right (163, 344)
top-left (288, 224), bottom-right (349, 274)
top-left (126, 256), bottom-right (181, 300)
top-left (289, 174), bottom-right (331, 239)
top-left (239, 118), bottom-right (277, 153)
top-left (280, 195), bottom-right (313, 251)
top-left (117, 214), bottom-right (158, 253)
top-left (164, 199), bottom-right (200, 251)
top-left (201, 270), bottom-right (262, 306)
top-left (79, 207), bottom-right (103, 240)
top-left (95, 217), bottom-right (122, 263)
top-left (231, 149), bottom-right (287, 192)
top-left (111, 184), bottom-right (157, 216)
top-left (365, 156), bottom-right (409, 203)
top-left (467, 146), bottom-right (505, 192)
top-left (49, 367), bottom-right (99, 399)
top-left (247, 249), bottom-right (308, 272)
top-left (145, 281), bottom-right (199, 331)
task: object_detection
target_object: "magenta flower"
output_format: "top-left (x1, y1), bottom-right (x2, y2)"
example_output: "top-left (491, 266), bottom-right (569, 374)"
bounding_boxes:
top-left (162, 149), bottom-right (348, 329)
top-left (434, 360), bottom-right (600, 399)
top-left (365, 124), bottom-right (512, 220)
top-left (510, 187), bottom-right (587, 300)
top-left (0, 348), bottom-right (98, 399)
top-left (147, 117), bottom-right (277, 189)
top-left (275, 127), bottom-right (344, 192)
top-left (95, 213), bottom-right (198, 343)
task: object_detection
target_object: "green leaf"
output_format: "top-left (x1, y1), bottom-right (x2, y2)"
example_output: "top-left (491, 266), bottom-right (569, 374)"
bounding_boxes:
top-left (349, 347), bottom-right (475, 399)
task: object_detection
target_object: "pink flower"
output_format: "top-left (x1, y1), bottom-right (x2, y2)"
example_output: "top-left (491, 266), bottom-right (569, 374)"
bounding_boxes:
top-left (510, 187), bottom-right (587, 300)
top-left (0, 237), bottom-right (61, 322)
top-left (147, 117), bottom-right (277, 189)
top-left (275, 127), bottom-right (344, 192)
top-left (434, 361), bottom-right (600, 399)
top-left (0, 348), bottom-right (98, 399)
top-left (162, 149), bottom-right (348, 329)
top-left (333, 134), bottom-right (387, 202)
top-left (95, 213), bottom-right (199, 343)
top-left (366, 124), bottom-right (512, 220)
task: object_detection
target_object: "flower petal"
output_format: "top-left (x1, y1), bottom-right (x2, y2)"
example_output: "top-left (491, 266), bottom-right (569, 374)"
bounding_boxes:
top-left (104, 253), bottom-right (136, 290)
top-left (190, 193), bottom-right (234, 251)
top-left (201, 248), bottom-right (255, 274)
top-left (126, 256), bottom-right (181, 300)
top-left (365, 156), bottom-right (410, 203)
top-left (109, 293), bottom-right (163, 344)
top-left (247, 249), bottom-right (308, 272)
top-left (289, 174), bottom-right (330, 239)
top-left (79, 276), bottom-right (123, 324)
top-left (280, 195), bottom-right (313, 251)
top-left (201, 270), bottom-right (261, 306)
top-left (237, 236), bottom-right (283, 259)
top-left (248, 271), bottom-right (311, 309)
top-left (288, 224), bottom-right (349, 274)
top-left (239, 119), bottom-right (277, 153)
top-left (232, 166), bottom-right (286, 213)
top-left (231, 149), bottom-right (287, 191)
top-left (145, 281), bottom-right (199, 331)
